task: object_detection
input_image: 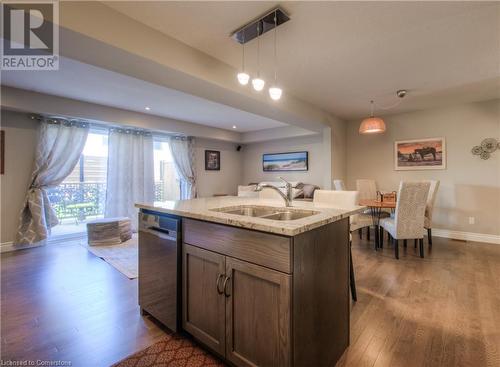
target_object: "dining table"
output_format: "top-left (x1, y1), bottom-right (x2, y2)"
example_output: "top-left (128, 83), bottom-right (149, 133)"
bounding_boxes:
top-left (358, 199), bottom-right (397, 249)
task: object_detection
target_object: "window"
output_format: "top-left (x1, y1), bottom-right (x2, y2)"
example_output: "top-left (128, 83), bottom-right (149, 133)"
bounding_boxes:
top-left (47, 132), bottom-right (180, 237)
top-left (47, 130), bottom-right (108, 235)
top-left (154, 139), bottom-right (180, 201)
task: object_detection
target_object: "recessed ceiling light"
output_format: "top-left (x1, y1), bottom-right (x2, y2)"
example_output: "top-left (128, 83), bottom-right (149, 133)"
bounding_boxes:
top-left (232, 125), bottom-right (237, 129)
top-left (145, 106), bottom-right (151, 111)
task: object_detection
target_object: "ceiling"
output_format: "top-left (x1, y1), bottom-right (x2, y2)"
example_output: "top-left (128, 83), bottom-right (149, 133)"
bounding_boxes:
top-left (105, 1), bottom-right (500, 119)
top-left (1, 57), bottom-right (287, 132)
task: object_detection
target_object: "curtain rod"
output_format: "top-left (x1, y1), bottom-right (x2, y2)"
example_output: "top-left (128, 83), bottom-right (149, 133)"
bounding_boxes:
top-left (29, 114), bottom-right (188, 139)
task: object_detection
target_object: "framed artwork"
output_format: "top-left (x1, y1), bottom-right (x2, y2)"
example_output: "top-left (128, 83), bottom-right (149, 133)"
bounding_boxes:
top-left (0, 130), bottom-right (4, 175)
top-left (263, 151), bottom-right (308, 172)
top-left (205, 150), bottom-right (220, 171)
top-left (395, 137), bottom-right (446, 170)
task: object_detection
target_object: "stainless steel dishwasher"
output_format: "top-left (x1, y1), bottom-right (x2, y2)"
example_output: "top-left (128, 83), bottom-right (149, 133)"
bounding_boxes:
top-left (138, 210), bottom-right (181, 332)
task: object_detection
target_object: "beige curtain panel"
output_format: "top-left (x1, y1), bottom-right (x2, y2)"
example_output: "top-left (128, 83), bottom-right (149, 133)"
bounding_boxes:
top-left (169, 136), bottom-right (196, 199)
top-left (104, 128), bottom-right (154, 232)
top-left (15, 120), bottom-right (89, 246)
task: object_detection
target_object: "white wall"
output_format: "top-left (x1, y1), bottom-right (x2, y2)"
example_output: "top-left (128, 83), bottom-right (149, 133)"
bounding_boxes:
top-left (331, 117), bottom-right (347, 183)
top-left (346, 99), bottom-right (500, 237)
top-left (194, 138), bottom-right (243, 197)
top-left (0, 110), bottom-right (244, 246)
top-left (242, 134), bottom-right (327, 187)
top-left (0, 111), bottom-right (38, 245)
top-left (3, 86), bottom-right (241, 142)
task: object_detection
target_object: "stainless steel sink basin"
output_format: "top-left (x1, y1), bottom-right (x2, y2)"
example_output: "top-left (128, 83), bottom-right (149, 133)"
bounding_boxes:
top-left (211, 205), bottom-right (320, 221)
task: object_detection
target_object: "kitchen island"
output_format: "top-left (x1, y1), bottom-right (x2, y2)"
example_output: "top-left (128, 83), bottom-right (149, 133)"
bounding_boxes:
top-left (136, 197), bottom-right (364, 367)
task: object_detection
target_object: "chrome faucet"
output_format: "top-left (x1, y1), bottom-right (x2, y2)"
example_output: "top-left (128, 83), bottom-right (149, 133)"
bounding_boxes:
top-left (254, 177), bottom-right (293, 207)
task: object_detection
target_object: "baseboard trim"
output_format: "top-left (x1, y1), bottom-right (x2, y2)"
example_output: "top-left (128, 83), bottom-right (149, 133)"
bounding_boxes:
top-left (1, 240), bottom-right (44, 253)
top-left (1, 232), bottom-right (87, 253)
top-left (48, 231), bottom-right (87, 245)
top-left (432, 228), bottom-right (500, 245)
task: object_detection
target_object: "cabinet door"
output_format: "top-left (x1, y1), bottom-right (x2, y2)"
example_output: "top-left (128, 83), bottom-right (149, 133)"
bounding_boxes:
top-left (225, 258), bottom-right (291, 367)
top-left (182, 244), bottom-right (226, 355)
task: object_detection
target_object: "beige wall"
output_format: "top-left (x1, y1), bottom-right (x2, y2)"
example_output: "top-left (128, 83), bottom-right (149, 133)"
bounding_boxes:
top-left (0, 111), bottom-right (38, 244)
top-left (331, 117), bottom-right (347, 183)
top-left (242, 134), bottom-right (327, 187)
top-left (0, 111), bottom-right (244, 245)
top-left (194, 138), bottom-right (243, 197)
top-left (346, 99), bottom-right (500, 236)
top-left (57, 2), bottom-right (331, 133)
top-left (3, 87), bottom-right (241, 142)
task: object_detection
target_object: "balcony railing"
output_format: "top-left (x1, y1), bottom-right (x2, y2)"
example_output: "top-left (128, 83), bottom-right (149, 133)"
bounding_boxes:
top-left (48, 181), bottom-right (172, 223)
top-left (47, 182), bottom-right (106, 223)
top-left (154, 181), bottom-right (164, 202)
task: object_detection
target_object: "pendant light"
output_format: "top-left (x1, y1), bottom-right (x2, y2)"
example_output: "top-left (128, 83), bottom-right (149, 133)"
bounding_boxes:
top-left (359, 100), bottom-right (386, 134)
top-left (251, 21), bottom-right (265, 91)
top-left (269, 11), bottom-right (282, 101)
top-left (237, 31), bottom-right (250, 85)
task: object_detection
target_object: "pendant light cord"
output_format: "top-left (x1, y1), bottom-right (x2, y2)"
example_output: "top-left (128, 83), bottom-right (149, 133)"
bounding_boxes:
top-left (274, 11), bottom-right (278, 83)
top-left (242, 32), bottom-right (245, 71)
top-left (257, 21), bottom-right (260, 77)
top-left (374, 98), bottom-right (404, 110)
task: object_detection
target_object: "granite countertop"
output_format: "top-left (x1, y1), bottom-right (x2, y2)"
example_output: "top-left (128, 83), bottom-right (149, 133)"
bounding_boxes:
top-left (136, 196), bottom-right (365, 236)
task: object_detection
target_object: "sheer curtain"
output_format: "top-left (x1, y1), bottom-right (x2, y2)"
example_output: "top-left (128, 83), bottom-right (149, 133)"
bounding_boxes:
top-left (15, 120), bottom-right (89, 246)
top-left (105, 129), bottom-right (154, 230)
top-left (169, 136), bottom-right (196, 199)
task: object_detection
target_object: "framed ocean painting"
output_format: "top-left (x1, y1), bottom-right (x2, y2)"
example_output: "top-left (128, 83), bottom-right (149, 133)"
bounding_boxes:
top-left (263, 151), bottom-right (308, 172)
top-left (395, 137), bottom-right (446, 170)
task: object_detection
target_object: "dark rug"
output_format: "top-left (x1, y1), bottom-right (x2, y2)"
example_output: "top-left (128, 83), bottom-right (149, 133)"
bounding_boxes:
top-left (113, 334), bottom-right (225, 367)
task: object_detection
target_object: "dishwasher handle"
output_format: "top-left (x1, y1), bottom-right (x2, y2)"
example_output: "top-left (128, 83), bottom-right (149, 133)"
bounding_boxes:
top-left (140, 226), bottom-right (177, 242)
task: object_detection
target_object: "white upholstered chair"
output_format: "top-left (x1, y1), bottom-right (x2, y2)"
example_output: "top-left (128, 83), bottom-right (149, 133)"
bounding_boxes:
top-left (313, 190), bottom-right (359, 301)
top-left (237, 185), bottom-right (259, 198)
top-left (333, 179), bottom-right (346, 191)
top-left (424, 180), bottom-right (440, 247)
top-left (314, 190), bottom-right (371, 233)
top-left (356, 179), bottom-right (378, 201)
top-left (354, 179), bottom-right (386, 241)
top-left (380, 182), bottom-right (431, 259)
top-left (314, 189), bottom-right (358, 208)
top-left (258, 188), bottom-right (284, 200)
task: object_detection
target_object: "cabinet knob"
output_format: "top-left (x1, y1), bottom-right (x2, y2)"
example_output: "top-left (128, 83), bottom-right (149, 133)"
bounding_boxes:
top-left (223, 276), bottom-right (231, 297)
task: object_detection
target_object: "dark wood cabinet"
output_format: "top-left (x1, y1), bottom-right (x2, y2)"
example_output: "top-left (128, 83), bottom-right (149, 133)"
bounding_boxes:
top-left (182, 243), bottom-right (291, 366)
top-left (225, 257), bottom-right (291, 367)
top-left (182, 218), bottom-right (350, 367)
top-left (182, 244), bottom-right (226, 355)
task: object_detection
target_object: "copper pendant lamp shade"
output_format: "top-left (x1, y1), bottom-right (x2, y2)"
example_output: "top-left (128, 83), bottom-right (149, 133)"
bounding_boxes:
top-left (359, 100), bottom-right (386, 134)
top-left (359, 117), bottom-right (386, 134)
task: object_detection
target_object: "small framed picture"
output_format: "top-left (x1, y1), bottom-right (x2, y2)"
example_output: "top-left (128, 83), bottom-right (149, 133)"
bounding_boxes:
top-left (205, 150), bottom-right (220, 171)
top-left (394, 137), bottom-right (446, 170)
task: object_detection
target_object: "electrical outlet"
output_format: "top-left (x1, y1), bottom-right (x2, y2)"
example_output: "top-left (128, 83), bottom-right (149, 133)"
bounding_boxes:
top-left (468, 217), bottom-right (475, 225)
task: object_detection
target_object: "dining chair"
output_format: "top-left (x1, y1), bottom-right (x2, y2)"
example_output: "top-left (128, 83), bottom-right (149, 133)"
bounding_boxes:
top-left (333, 179), bottom-right (346, 191)
top-left (356, 179), bottom-right (378, 201)
top-left (355, 179), bottom-right (388, 240)
top-left (379, 182), bottom-right (431, 259)
top-left (313, 190), bottom-right (359, 301)
top-left (424, 180), bottom-right (440, 247)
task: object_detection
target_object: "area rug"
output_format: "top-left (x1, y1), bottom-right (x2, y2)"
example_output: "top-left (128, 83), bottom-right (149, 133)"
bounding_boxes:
top-left (83, 234), bottom-right (138, 279)
top-left (112, 334), bottom-right (225, 367)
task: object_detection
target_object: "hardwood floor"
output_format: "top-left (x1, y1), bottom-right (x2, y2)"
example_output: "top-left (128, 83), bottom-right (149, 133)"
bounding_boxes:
top-left (340, 233), bottom-right (500, 367)
top-left (1, 233), bottom-right (499, 367)
top-left (0, 241), bottom-right (166, 367)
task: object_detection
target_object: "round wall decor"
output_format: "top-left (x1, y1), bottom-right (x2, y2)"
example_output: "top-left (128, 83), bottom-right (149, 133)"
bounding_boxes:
top-left (471, 138), bottom-right (498, 160)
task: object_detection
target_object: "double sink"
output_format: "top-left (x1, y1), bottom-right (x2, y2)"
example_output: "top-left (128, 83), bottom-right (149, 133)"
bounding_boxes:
top-left (211, 205), bottom-right (320, 221)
